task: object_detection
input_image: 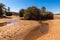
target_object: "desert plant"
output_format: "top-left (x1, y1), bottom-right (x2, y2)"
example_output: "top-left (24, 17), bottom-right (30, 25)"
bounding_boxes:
top-left (5, 7), bottom-right (12, 16)
top-left (19, 9), bottom-right (25, 17)
top-left (40, 6), bottom-right (53, 20)
top-left (24, 6), bottom-right (41, 20)
top-left (19, 6), bottom-right (53, 20)
top-left (6, 12), bottom-right (12, 16)
top-left (0, 3), bottom-right (5, 17)
top-left (40, 6), bottom-right (46, 20)
top-left (40, 11), bottom-right (53, 20)
top-left (8, 7), bottom-right (10, 12)
top-left (46, 12), bottom-right (54, 19)
top-left (41, 6), bottom-right (46, 13)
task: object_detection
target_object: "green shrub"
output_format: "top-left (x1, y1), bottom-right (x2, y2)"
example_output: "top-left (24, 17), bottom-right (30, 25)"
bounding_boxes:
top-left (6, 12), bottom-right (12, 16)
top-left (46, 12), bottom-right (54, 19)
top-left (40, 11), bottom-right (53, 20)
top-left (19, 6), bottom-right (53, 20)
top-left (0, 3), bottom-right (5, 17)
top-left (24, 6), bottom-right (41, 20)
top-left (40, 6), bottom-right (53, 20)
top-left (19, 9), bottom-right (25, 17)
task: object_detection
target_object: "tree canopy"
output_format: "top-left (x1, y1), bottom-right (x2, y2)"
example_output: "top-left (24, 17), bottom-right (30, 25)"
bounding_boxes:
top-left (19, 6), bottom-right (54, 20)
top-left (0, 3), bottom-right (5, 9)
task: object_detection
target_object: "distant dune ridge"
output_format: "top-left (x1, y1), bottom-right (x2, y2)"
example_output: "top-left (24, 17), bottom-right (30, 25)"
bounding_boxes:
top-left (0, 15), bottom-right (60, 40)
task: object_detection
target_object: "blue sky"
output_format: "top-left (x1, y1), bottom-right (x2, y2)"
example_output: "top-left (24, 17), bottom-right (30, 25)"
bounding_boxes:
top-left (0, 0), bottom-right (60, 13)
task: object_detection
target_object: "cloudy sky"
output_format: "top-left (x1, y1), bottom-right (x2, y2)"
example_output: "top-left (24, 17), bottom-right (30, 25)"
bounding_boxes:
top-left (0, 0), bottom-right (60, 13)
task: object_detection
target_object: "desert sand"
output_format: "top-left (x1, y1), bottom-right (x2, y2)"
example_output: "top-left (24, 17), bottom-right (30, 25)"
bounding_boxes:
top-left (0, 15), bottom-right (60, 40)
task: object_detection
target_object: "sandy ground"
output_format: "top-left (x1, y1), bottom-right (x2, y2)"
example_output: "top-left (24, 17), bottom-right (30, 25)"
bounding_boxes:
top-left (54, 15), bottom-right (60, 19)
top-left (0, 15), bottom-right (19, 23)
top-left (0, 15), bottom-right (60, 40)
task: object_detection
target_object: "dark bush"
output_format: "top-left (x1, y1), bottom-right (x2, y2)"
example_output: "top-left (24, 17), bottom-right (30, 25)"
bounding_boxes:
top-left (19, 9), bottom-right (25, 17)
top-left (0, 3), bottom-right (5, 17)
top-left (19, 6), bottom-right (53, 20)
top-left (40, 12), bottom-right (53, 20)
top-left (46, 12), bottom-right (54, 19)
top-left (6, 12), bottom-right (12, 16)
top-left (24, 6), bottom-right (41, 20)
top-left (0, 12), bottom-right (3, 17)
top-left (40, 6), bottom-right (53, 20)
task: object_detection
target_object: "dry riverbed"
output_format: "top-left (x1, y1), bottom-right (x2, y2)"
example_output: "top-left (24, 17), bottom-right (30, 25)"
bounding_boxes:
top-left (0, 15), bottom-right (60, 40)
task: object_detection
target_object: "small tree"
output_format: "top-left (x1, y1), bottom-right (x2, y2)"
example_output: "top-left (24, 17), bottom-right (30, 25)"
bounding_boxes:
top-left (24, 6), bottom-right (41, 20)
top-left (40, 6), bottom-right (53, 20)
top-left (0, 3), bottom-right (5, 17)
top-left (6, 7), bottom-right (12, 16)
top-left (8, 7), bottom-right (10, 12)
top-left (19, 9), bottom-right (25, 17)
top-left (41, 6), bottom-right (46, 13)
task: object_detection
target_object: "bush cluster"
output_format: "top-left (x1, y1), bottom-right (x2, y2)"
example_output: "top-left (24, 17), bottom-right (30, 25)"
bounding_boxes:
top-left (19, 6), bottom-right (54, 20)
top-left (19, 9), bottom-right (25, 17)
top-left (6, 12), bottom-right (12, 16)
top-left (0, 3), bottom-right (12, 17)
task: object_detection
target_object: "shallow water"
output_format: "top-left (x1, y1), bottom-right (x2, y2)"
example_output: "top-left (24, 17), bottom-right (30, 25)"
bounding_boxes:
top-left (5, 20), bottom-right (20, 26)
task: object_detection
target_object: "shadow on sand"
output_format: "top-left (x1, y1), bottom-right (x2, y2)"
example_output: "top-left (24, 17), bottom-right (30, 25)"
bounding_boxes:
top-left (24, 21), bottom-right (49, 40)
